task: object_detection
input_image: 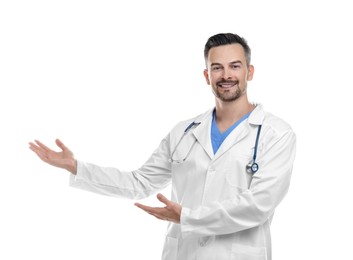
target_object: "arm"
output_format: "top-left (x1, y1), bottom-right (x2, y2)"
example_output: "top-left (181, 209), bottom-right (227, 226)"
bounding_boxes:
top-left (30, 137), bottom-right (173, 200)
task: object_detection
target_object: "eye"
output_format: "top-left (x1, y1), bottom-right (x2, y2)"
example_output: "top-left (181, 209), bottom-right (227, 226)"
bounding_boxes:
top-left (231, 64), bottom-right (240, 69)
top-left (211, 66), bottom-right (222, 71)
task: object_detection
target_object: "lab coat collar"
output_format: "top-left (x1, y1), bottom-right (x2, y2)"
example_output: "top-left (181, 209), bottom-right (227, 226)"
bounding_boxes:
top-left (248, 103), bottom-right (265, 125)
top-left (191, 104), bottom-right (265, 161)
top-left (191, 109), bottom-right (214, 160)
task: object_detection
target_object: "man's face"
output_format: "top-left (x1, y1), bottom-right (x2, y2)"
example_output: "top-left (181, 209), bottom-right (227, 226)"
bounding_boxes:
top-left (204, 43), bottom-right (254, 102)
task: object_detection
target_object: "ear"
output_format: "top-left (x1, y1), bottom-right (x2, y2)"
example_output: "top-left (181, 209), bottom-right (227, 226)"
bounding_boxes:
top-left (203, 69), bottom-right (210, 85)
top-left (247, 65), bottom-right (255, 81)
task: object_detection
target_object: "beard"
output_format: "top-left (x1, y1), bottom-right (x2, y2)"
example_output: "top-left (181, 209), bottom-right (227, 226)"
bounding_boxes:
top-left (213, 80), bottom-right (246, 102)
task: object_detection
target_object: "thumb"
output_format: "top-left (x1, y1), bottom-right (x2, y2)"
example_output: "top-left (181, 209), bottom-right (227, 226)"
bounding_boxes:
top-left (55, 139), bottom-right (67, 151)
top-left (157, 193), bottom-right (170, 206)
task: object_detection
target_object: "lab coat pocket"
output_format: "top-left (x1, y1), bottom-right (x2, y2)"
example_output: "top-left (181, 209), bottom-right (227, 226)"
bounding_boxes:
top-left (225, 172), bottom-right (249, 191)
top-left (223, 153), bottom-right (252, 189)
top-left (231, 244), bottom-right (267, 260)
top-left (162, 236), bottom-right (178, 260)
top-left (216, 173), bottom-right (246, 201)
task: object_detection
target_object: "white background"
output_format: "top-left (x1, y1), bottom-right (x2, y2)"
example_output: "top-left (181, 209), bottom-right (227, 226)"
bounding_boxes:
top-left (1, 0), bottom-right (352, 259)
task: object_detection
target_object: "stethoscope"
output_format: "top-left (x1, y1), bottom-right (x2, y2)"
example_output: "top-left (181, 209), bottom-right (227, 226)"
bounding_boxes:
top-left (169, 121), bottom-right (262, 174)
top-left (246, 124), bottom-right (262, 174)
top-left (169, 122), bottom-right (201, 164)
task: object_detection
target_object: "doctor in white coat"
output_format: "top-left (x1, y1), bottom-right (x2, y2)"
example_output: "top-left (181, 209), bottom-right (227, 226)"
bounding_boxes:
top-left (29, 33), bottom-right (296, 260)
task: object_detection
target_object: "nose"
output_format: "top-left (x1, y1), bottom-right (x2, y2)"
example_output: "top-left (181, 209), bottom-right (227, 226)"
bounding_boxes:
top-left (222, 67), bottom-right (232, 79)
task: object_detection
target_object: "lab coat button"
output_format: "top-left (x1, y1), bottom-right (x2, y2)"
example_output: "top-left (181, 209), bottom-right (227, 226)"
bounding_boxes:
top-left (208, 167), bottom-right (215, 174)
top-left (199, 242), bottom-right (205, 247)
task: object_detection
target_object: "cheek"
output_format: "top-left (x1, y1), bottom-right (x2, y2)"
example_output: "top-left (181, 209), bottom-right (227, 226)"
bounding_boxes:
top-left (209, 72), bottom-right (221, 84)
top-left (208, 74), bottom-right (219, 86)
top-left (237, 73), bottom-right (247, 83)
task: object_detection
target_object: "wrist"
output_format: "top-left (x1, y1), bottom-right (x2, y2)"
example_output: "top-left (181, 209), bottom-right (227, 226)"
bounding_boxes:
top-left (66, 159), bottom-right (77, 175)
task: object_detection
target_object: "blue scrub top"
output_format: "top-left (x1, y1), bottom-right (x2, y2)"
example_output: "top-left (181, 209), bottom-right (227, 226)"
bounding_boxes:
top-left (211, 110), bottom-right (251, 154)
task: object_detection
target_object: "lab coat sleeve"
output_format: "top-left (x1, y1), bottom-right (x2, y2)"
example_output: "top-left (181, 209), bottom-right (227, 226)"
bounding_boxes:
top-left (180, 129), bottom-right (296, 238)
top-left (69, 136), bottom-right (172, 200)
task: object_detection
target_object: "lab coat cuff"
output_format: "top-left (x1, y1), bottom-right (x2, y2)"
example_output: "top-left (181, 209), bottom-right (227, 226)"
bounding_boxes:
top-left (69, 160), bottom-right (85, 184)
top-left (180, 207), bottom-right (193, 238)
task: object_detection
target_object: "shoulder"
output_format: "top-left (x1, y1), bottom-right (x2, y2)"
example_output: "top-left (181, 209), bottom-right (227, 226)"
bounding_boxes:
top-left (250, 104), bottom-right (296, 147)
top-left (263, 111), bottom-right (293, 134)
top-left (259, 106), bottom-right (296, 149)
top-left (251, 104), bottom-right (293, 133)
top-left (170, 108), bottom-right (213, 133)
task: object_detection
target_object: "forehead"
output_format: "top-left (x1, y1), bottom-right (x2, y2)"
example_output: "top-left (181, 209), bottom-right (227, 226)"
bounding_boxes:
top-left (207, 43), bottom-right (246, 64)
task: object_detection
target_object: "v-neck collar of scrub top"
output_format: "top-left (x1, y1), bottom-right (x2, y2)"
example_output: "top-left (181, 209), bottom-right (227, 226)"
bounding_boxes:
top-left (211, 109), bottom-right (252, 154)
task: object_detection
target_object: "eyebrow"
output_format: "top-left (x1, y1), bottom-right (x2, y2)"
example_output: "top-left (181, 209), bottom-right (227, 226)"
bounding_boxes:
top-left (230, 60), bottom-right (243, 65)
top-left (210, 60), bottom-right (243, 67)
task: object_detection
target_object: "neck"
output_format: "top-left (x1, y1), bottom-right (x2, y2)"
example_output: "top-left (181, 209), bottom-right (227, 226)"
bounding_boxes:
top-left (215, 95), bottom-right (255, 125)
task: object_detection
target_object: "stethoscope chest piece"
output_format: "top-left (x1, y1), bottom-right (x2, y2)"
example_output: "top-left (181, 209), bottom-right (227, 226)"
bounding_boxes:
top-left (246, 161), bottom-right (259, 174)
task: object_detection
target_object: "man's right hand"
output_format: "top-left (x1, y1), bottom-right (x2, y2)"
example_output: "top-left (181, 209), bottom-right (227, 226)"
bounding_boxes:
top-left (29, 139), bottom-right (77, 174)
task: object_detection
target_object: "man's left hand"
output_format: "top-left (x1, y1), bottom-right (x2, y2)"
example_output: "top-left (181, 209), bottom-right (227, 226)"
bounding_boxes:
top-left (135, 193), bottom-right (182, 224)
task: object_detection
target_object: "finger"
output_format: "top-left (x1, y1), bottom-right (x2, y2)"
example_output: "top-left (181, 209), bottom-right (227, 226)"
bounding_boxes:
top-left (135, 203), bottom-right (167, 217)
top-left (28, 141), bottom-right (39, 150)
top-left (29, 141), bottom-right (44, 152)
top-left (134, 202), bottom-right (158, 213)
top-left (29, 142), bottom-right (45, 155)
top-left (34, 140), bottom-right (51, 152)
top-left (156, 193), bottom-right (171, 206)
top-left (29, 145), bottom-right (49, 162)
top-left (135, 205), bottom-right (168, 221)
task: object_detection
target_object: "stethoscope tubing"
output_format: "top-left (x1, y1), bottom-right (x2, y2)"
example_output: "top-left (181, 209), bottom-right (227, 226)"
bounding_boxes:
top-left (170, 121), bottom-right (262, 175)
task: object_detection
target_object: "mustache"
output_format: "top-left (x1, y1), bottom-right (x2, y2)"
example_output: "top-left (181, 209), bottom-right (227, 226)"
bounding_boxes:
top-left (216, 80), bottom-right (239, 86)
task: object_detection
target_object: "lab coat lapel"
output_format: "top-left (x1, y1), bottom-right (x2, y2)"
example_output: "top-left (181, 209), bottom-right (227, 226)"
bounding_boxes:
top-left (214, 123), bottom-right (250, 161)
top-left (213, 104), bottom-right (265, 160)
top-left (192, 110), bottom-right (214, 160)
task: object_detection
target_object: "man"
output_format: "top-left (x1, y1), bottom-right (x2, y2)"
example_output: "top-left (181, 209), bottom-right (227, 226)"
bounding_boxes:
top-left (29, 33), bottom-right (296, 260)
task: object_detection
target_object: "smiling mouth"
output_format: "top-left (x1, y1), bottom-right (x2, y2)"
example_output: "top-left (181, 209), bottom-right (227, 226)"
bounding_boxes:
top-left (217, 81), bottom-right (239, 89)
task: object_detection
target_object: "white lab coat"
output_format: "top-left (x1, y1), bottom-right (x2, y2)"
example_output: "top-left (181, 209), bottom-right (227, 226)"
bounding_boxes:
top-left (70, 104), bottom-right (296, 260)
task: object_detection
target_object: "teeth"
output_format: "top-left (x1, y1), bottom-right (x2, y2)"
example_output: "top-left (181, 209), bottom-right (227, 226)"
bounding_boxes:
top-left (220, 84), bottom-right (233, 88)
top-left (217, 82), bottom-right (238, 89)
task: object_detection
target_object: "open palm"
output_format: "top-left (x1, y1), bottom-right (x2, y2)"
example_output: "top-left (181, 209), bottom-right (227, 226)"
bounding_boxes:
top-left (29, 139), bottom-right (76, 173)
